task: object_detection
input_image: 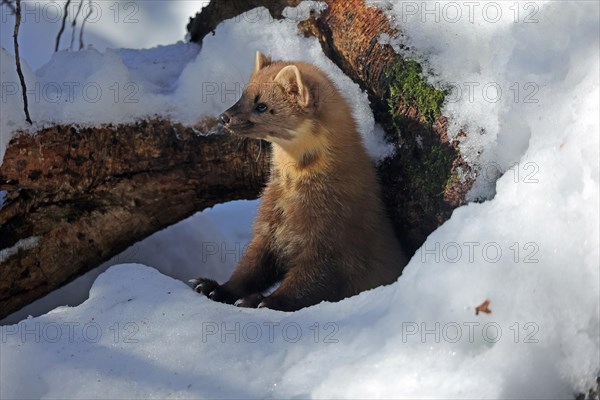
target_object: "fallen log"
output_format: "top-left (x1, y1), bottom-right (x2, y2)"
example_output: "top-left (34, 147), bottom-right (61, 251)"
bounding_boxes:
top-left (0, 119), bottom-right (269, 318)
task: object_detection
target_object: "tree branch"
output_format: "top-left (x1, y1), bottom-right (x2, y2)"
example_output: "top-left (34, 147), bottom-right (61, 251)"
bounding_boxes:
top-left (12, 0), bottom-right (32, 124)
top-left (55, 0), bottom-right (71, 52)
top-left (69, 0), bottom-right (84, 51)
top-left (186, 0), bottom-right (301, 43)
top-left (79, 0), bottom-right (92, 50)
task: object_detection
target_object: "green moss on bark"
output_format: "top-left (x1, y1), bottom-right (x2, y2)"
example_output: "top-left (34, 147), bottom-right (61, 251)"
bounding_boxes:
top-left (387, 58), bottom-right (447, 125)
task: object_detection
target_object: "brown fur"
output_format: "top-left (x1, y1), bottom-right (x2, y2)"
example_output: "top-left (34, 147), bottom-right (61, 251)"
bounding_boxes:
top-left (192, 52), bottom-right (407, 311)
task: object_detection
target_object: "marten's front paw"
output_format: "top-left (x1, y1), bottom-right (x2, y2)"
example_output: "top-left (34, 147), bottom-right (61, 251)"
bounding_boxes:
top-left (189, 278), bottom-right (219, 297)
top-left (190, 278), bottom-right (239, 304)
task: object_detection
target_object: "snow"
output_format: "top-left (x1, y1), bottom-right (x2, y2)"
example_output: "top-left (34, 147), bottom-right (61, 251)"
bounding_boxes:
top-left (1, 1), bottom-right (599, 399)
top-left (0, 236), bottom-right (39, 264)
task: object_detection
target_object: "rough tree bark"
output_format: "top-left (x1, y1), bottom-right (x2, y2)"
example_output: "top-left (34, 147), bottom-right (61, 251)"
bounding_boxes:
top-left (1, 0), bottom-right (472, 319)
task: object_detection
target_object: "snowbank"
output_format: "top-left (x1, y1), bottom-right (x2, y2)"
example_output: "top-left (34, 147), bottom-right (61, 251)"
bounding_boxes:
top-left (1, 1), bottom-right (598, 398)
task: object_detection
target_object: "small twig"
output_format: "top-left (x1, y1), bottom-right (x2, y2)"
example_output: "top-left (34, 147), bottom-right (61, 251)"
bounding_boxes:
top-left (69, 0), bottom-right (83, 51)
top-left (79, 0), bottom-right (92, 50)
top-left (13, 0), bottom-right (32, 124)
top-left (55, 0), bottom-right (71, 52)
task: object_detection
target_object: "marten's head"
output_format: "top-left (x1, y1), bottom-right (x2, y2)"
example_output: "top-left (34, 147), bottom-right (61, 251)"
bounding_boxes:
top-left (218, 52), bottom-right (339, 147)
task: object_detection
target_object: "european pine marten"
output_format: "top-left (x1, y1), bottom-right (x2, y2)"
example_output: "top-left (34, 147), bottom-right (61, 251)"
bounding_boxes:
top-left (191, 52), bottom-right (407, 311)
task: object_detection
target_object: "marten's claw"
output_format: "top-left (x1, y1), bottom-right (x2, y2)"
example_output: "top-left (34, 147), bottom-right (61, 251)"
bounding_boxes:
top-left (257, 296), bottom-right (292, 311)
top-left (207, 286), bottom-right (238, 304)
top-left (235, 293), bottom-right (265, 308)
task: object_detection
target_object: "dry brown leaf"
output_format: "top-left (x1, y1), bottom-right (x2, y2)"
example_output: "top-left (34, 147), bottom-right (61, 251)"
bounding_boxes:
top-left (475, 299), bottom-right (492, 315)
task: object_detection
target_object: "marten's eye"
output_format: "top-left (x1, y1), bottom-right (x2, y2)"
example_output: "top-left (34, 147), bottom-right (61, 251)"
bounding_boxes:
top-left (255, 103), bottom-right (268, 113)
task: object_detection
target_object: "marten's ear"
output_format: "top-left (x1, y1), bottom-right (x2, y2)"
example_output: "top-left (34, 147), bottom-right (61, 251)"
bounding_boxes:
top-left (274, 65), bottom-right (310, 107)
top-left (255, 51), bottom-right (272, 73)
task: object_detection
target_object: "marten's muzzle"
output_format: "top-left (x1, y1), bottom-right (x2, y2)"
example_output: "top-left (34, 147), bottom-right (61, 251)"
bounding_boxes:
top-left (219, 98), bottom-right (243, 128)
top-left (217, 99), bottom-right (258, 137)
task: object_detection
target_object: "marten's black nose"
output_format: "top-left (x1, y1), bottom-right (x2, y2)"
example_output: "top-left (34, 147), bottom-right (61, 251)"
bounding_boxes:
top-left (219, 113), bottom-right (230, 125)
